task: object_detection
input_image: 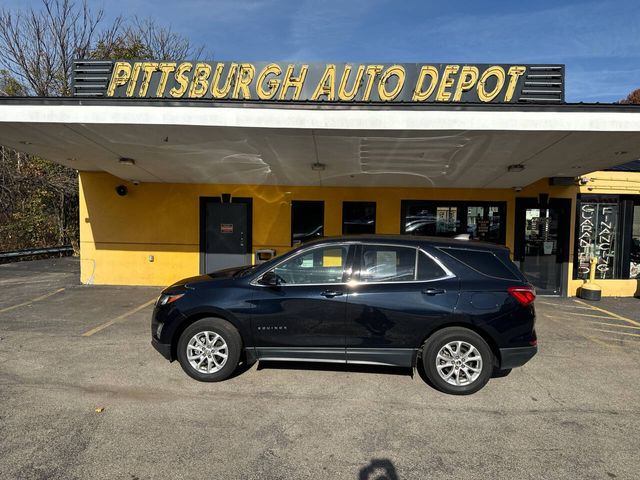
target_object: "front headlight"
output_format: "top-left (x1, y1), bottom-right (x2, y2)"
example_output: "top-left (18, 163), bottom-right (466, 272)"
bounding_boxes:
top-left (157, 293), bottom-right (184, 306)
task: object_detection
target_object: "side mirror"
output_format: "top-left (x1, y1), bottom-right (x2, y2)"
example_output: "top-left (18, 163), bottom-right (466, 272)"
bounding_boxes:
top-left (259, 271), bottom-right (280, 286)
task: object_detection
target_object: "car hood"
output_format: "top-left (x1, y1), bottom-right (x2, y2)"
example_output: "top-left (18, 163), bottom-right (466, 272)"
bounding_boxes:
top-left (167, 265), bottom-right (255, 290)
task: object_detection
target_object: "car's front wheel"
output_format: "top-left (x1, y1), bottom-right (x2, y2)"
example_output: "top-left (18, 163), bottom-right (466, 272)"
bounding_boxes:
top-left (177, 318), bottom-right (241, 382)
top-left (422, 327), bottom-right (493, 395)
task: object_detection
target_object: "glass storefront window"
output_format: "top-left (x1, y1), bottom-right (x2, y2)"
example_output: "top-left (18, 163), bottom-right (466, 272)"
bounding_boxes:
top-left (291, 201), bottom-right (324, 247)
top-left (435, 207), bottom-right (459, 234)
top-left (343, 201), bottom-right (376, 234)
top-left (575, 197), bottom-right (620, 280)
top-left (402, 201), bottom-right (505, 243)
top-left (467, 205), bottom-right (503, 242)
top-left (630, 205), bottom-right (640, 279)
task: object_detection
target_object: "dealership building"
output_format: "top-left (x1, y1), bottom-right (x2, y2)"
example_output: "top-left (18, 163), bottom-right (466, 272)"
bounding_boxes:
top-left (1, 59), bottom-right (640, 296)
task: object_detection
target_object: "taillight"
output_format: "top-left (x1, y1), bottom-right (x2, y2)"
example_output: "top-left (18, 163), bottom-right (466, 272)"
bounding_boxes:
top-left (508, 286), bottom-right (535, 306)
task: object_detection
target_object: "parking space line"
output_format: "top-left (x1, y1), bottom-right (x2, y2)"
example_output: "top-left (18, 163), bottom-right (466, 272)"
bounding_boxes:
top-left (538, 302), bottom-right (593, 310)
top-left (587, 328), bottom-right (640, 338)
top-left (543, 312), bottom-right (618, 349)
top-left (573, 299), bottom-right (640, 327)
top-left (582, 320), bottom-right (640, 330)
top-left (81, 299), bottom-right (156, 337)
top-left (0, 288), bottom-right (65, 314)
top-left (571, 312), bottom-right (618, 319)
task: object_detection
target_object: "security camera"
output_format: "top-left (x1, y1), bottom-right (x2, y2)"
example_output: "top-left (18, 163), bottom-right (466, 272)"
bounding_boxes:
top-left (512, 186), bottom-right (523, 192)
top-left (131, 180), bottom-right (140, 186)
top-left (115, 185), bottom-right (128, 196)
top-left (578, 176), bottom-right (589, 185)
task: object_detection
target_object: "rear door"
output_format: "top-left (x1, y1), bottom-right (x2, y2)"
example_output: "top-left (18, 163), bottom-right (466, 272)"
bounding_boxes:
top-left (344, 243), bottom-right (459, 366)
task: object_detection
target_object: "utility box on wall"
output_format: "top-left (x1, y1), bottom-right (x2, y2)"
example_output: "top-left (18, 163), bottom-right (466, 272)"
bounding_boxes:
top-left (255, 249), bottom-right (276, 264)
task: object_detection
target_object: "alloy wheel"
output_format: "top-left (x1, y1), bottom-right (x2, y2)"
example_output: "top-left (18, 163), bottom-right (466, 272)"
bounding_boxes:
top-left (435, 340), bottom-right (483, 386)
top-left (186, 331), bottom-right (229, 374)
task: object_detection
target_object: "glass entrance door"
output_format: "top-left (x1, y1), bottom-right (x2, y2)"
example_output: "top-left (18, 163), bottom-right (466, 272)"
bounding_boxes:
top-left (520, 208), bottom-right (562, 295)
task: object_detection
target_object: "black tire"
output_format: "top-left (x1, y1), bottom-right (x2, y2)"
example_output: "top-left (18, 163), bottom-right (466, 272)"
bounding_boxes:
top-left (177, 318), bottom-right (242, 382)
top-left (422, 327), bottom-right (493, 395)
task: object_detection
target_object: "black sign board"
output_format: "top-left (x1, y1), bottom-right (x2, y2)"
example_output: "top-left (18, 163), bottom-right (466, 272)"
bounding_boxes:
top-left (73, 60), bottom-right (564, 104)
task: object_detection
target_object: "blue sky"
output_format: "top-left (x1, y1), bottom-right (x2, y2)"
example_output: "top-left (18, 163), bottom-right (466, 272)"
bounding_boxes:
top-left (3, 0), bottom-right (640, 102)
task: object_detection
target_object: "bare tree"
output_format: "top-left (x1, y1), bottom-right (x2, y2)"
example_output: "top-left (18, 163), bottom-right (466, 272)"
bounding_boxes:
top-left (92, 16), bottom-right (206, 60)
top-left (0, 0), bottom-right (118, 96)
top-left (132, 17), bottom-right (206, 59)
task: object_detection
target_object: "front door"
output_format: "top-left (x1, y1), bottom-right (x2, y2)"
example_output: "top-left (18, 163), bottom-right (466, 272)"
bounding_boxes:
top-left (250, 244), bottom-right (353, 362)
top-left (515, 198), bottom-right (571, 296)
top-left (345, 244), bottom-right (459, 366)
top-left (200, 197), bottom-right (252, 273)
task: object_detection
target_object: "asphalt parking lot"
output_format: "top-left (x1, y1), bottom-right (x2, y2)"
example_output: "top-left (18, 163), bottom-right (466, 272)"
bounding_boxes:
top-left (1, 258), bottom-right (639, 480)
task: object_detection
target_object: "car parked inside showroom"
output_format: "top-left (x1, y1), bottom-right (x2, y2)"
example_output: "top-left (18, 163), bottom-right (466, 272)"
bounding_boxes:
top-left (151, 235), bottom-right (537, 395)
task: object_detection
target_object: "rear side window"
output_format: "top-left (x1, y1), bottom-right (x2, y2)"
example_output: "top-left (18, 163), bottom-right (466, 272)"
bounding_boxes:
top-left (439, 248), bottom-right (518, 280)
top-left (418, 251), bottom-right (448, 280)
top-left (360, 245), bottom-right (416, 282)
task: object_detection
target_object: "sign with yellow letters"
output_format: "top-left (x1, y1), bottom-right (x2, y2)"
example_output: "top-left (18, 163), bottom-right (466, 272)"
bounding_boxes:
top-left (74, 60), bottom-right (564, 104)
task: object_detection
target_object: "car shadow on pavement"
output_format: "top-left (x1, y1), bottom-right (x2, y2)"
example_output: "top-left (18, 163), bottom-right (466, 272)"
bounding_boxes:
top-left (415, 357), bottom-right (512, 389)
top-left (228, 360), bottom-right (256, 379)
top-left (256, 361), bottom-right (413, 377)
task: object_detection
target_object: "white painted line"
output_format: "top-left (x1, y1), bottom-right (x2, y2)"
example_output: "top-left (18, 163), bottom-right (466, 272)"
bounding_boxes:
top-left (587, 328), bottom-right (640, 338)
top-left (581, 321), bottom-right (640, 330)
top-left (571, 312), bottom-right (618, 319)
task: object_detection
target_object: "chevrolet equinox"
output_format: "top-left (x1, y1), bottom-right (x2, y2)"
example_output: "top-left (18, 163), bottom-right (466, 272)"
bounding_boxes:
top-left (151, 235), bottom-right (537, 395)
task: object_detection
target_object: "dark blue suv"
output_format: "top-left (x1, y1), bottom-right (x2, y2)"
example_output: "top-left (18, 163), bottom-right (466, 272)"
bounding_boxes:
top-left (151, 235), bottom-right (537, 395)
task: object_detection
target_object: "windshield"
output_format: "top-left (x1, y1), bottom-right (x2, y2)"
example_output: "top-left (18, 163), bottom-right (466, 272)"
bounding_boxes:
top-left (234, 245), bottom-right (307, 278)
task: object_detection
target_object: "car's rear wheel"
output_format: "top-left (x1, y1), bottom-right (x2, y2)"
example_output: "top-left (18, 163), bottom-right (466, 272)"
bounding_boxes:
top-left (177, 318), bottom-right (241, 382)
top-left (422, 327), bottom-right (493, 395)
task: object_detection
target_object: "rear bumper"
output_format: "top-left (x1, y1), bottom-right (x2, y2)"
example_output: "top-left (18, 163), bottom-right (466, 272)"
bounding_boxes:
top-left (151, 338), bottom-right (172, 361)
top-left (499, 345), bottom-right (537, 369)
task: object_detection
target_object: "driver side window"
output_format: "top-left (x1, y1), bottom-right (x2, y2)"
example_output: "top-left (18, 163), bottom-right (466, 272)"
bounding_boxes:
top-left (274, 245), bottom-right (349, 285)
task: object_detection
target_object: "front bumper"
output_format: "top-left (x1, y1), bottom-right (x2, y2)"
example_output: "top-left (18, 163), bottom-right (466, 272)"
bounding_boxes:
top-left (499, 345), bottom-right (537, 369)
top-left (151, 337), bottom-right (172, 361)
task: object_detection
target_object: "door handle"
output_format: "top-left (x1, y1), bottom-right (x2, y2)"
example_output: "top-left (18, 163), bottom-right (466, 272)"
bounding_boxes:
top-left (320, 290), bottom-right (344, 298)
top-left (422, 288), bottom-right (445, 296)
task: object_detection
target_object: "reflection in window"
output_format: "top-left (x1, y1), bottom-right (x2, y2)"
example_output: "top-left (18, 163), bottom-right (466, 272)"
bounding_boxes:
top-left (418, 252), bottom-right (447, 280)
top-left (402, 201), bottom-right (505, 243)
top-left (274, 245), bottom-right (348, 285)
top-left (467, 205), bottom-right (502, 242)
top-left (404, 205), bottom-right (461, 236)
top-left (360, 245), bottom-right (416, 282)
top-left (291, 201), bottom-right (324, 247)
top-left (343, 202), bottom-right (376, 234)
top-left (631, 205), bottom-right (640, 279)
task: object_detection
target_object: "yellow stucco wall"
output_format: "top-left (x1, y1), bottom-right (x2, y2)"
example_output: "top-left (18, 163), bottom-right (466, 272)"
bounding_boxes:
top-left (79, 170), bottom-right (639, 296)
top-left (80, 171), bottom-right (525, 286)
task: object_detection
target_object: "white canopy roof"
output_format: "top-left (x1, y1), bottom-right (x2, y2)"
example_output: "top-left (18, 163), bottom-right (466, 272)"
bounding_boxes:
top-left (1, 100), bottom-right (639, 188)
